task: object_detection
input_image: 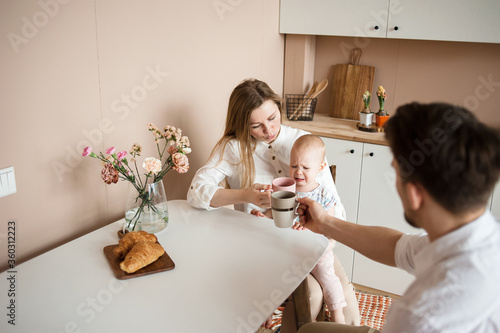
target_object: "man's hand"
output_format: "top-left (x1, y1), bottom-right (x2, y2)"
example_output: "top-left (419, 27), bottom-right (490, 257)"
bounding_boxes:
top-left (297, 196), bottom-right (328, 234)
top-left (293, 221), bottom-right (306, 230)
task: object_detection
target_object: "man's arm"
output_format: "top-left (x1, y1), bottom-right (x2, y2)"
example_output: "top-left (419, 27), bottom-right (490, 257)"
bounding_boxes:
top-left (298, 197), bottom-right (403, 267)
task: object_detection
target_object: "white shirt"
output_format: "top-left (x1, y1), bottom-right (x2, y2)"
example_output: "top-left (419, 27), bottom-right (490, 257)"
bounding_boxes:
top-left (187, 125), bottom-right (345, 218)
top-left (384, 211), bottom-right (500, 332)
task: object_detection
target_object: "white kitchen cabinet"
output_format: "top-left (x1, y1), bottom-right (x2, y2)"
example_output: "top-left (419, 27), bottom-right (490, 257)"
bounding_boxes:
top-left (354, 143), bottom-right (418, 295)
top-left (323, 137), bottom-right (418, 294)
top-left (386, 0), bottom-right (500, 43)
top-left (279, 0), bottom-right (389, 38)
top-left (280, 0), bottom-right (500, 44)
top-left (491, 182), bottom-right (500, 220)
top-left (323, 137), bottom-right (364, 281)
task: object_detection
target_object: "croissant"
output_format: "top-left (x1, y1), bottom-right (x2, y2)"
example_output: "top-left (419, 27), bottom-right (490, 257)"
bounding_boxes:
top-left (113, 231), bottom-right (158, 259)
top-left (120, 242), bottom-right (165, 273)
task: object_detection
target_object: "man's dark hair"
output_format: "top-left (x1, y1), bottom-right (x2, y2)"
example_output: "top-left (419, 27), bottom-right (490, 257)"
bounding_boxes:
top-left (385, 102), bottom-right (500, 214)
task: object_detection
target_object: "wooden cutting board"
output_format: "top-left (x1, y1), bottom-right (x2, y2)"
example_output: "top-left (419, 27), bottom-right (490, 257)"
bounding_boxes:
top-left (103, 244), bottom-right (175, 280)
top-left (329, 63), bottom-right (375, 120)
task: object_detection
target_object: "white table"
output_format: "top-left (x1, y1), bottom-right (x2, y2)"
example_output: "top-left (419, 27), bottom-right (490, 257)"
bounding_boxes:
top-left (0, 200), bottom-right (328, 333)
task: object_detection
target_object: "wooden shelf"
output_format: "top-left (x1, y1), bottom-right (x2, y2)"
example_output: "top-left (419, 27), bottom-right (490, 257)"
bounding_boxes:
top-left (283, 113), bottom-right (388, 146)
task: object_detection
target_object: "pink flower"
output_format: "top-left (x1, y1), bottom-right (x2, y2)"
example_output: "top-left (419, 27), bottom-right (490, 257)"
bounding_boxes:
top-left (172, 153), bottom-right (189, 174)
top-left (130, 143), bottom-right (142, 157)
top-left (167, 146), bottom-right (178, 155)
top-left (82, 147), bottom-right (92, 156)
top-left (105, 147), bottom-right (116, 155)
top-left (180, 136), bottom-right (190, 147)
top-left (143, 157), bottom-right (162, 174)
top-left (117, 151), bottom-right (127, 160)
top-left (148, 123), bottom-right (159, 132)
top-left (101, 163), bottom-right (119, 184)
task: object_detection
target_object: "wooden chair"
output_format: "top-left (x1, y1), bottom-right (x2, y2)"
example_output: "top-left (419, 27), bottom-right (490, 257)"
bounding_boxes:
top-left (280, 165), bottom-right (361, 332)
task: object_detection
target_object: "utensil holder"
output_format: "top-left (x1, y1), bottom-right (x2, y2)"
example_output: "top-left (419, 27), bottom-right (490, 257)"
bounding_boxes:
top-left (286, 94), bottom-right (317, 121)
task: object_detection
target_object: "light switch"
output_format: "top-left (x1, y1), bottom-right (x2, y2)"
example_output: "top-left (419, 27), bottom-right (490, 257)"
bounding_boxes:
top-left (0, 167), bottom-right (16, 198)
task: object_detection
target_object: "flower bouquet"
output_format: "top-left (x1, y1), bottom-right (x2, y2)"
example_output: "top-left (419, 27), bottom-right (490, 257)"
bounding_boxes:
top-left (82, 123), bottom-right (191, 233)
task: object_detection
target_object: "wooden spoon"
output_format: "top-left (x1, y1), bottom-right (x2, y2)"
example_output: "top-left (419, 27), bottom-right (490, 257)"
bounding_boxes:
top-left (309, 79), bottom-right (328, 98)
top-left (291, 79), bottom-right (328, 120)
top-left (305, 81), bottom-right (319, 98)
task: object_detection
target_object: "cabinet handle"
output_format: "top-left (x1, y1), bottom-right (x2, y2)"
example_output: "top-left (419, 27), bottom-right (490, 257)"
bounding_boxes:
top-left (369, 152), bottom-right (374, 157)
top-left (350, 149), bottom-right (355, 154)
top-left (394, 26), bottom-right (399, 31)
top-left (374, 25), bottom-right (379, 30)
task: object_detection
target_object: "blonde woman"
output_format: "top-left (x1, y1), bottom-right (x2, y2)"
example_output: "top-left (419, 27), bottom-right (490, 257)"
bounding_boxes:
top-left (187, 79), bottom-right (345, 218)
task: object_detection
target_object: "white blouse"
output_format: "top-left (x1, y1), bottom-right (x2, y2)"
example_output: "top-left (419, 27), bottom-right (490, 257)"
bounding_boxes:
top-left (187, 125), bottom-right (345, 218)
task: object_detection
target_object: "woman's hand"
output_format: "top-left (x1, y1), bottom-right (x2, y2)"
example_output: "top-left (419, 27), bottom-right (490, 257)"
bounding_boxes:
top-left (245, 183), bottom-right (272, 208)
top-left (210, 184), bottom-right (272, 208)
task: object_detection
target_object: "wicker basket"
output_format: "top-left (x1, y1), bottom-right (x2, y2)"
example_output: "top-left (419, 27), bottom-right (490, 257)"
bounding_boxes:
top-left (285, 94), bottom-right (317, 121)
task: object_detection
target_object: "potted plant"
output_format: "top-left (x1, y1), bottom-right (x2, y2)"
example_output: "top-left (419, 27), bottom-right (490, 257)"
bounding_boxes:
top-left (359, 90), bottom-right (373, 126)
top-left (376, 85), bottom-right (390, 128)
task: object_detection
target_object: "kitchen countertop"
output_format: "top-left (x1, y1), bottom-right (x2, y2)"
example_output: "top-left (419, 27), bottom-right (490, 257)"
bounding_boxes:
top-left (283, 113), bottom-right (388, 146)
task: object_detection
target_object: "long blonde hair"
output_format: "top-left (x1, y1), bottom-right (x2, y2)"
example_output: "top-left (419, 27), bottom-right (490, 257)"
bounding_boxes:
top-left (210, 79), bottom-right (282, 188)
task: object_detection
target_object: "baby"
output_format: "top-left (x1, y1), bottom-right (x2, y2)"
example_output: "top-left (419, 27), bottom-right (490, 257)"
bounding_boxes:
top-left (253, 134), bottom-right (347, 324)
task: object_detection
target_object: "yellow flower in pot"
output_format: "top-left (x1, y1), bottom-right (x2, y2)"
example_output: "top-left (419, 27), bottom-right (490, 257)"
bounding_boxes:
top-left (362, 90), bottom-right (372, 112)
top-left (359, 90), bottom-right (373, 126)
top-left (376, 85), bottom-right (390, 127)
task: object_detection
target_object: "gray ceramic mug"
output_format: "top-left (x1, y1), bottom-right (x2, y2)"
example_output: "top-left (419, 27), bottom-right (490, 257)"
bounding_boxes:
top-left (271, 191), bottom-right (298, 228)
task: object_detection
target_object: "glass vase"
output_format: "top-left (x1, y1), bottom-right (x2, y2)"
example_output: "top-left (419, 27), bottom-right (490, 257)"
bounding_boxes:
top-left (124, 179), bottom-right (169, 233)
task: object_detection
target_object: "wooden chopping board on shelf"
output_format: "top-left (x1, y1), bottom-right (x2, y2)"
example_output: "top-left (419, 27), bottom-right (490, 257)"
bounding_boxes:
top-left (329, 48), bottom-right (375, 120)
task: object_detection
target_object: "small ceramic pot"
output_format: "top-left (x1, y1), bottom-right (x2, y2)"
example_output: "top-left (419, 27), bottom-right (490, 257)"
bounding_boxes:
top-left (359, 112), bottom-right (374, 126)
top-left (376, 114), bottom-right (390, 128)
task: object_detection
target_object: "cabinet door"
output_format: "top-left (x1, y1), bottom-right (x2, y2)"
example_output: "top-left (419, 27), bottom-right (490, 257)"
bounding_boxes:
top-left (279, 0), bottom-right (389, 38)
top-left (491, 182), bottom-right (500, 220)
top-left (353, 143), bottom-right (418, 295)
top-left (280, 0), bottom-right (500, 44)
top-left (322, 137), bottom-right (363, 280)
top-left (387, 0), bottom-right (500, 43)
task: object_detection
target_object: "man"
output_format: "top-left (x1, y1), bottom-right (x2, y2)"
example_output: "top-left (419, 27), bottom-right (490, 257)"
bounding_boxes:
top-left (297, 103), bottom-right (500, 333)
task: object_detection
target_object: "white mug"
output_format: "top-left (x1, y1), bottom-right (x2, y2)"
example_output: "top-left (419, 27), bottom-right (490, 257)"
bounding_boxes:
top-left (271, 191), bottom-right (298, 228)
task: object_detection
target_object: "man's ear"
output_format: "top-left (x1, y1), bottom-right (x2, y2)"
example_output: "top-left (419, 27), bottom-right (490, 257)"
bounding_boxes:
top-left (405, 181), bottom-right (424, 210)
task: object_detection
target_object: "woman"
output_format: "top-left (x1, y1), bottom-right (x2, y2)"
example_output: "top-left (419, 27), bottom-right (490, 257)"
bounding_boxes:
top-left (187, 78), bottom-right (345, 218)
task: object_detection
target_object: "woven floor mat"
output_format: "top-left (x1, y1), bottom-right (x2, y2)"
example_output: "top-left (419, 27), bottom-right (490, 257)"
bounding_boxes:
top-left (356, 292), bottom-right (394, 330)
top-left (267, 291), bottom-right (394, 332)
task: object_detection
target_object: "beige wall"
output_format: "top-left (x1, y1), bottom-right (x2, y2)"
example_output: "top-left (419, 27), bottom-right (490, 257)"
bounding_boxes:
top-left (312, 36), bottom-right (500, 127)
top-left (0, 0), bottom-right (284, 271)
top-left (2, 1), bottom-right (499, 272)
